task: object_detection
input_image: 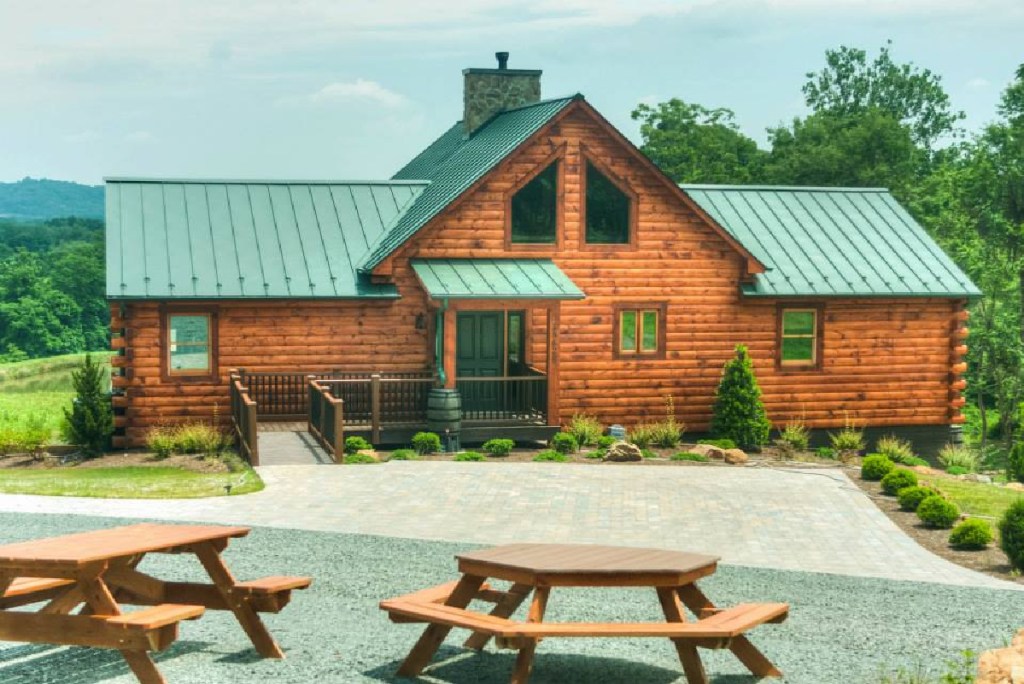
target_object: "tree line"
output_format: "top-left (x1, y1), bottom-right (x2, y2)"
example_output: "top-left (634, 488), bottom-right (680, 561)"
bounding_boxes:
top-left (0, 217), bottom-right (106, 361)
top-left (632, 42), bottom-right (1024, 452)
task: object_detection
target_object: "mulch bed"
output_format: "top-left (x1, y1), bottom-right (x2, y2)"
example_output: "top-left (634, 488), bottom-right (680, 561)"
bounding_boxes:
top-left (0, 451), bottom-right (231, 474)
top-left (853, 477), bottom-right (1022, 584)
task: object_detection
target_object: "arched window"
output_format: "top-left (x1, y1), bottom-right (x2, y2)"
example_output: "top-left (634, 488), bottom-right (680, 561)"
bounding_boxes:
top-left (510, 161), bottom-right (558, 244)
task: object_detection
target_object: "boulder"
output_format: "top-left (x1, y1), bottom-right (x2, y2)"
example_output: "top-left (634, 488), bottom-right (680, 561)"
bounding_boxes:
top-left (723, 448), bottom-right (749, 465)
top-left (604, 442), bottom-right (643, 462)
top-left (1006, 482), bottom-right (1024, 492)
top-left (978, 629), bottom-right (1024, 684)
top-left (688, 444), bottom-right (726, 460)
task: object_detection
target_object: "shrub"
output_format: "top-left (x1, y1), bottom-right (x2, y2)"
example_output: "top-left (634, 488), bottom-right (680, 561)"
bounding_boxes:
top-left (641, 448), bottom-right (658, 459)
top-left (778, 418), bottom-right (810, 451)
top-left (145, 422), bottom-right (228, 458)
top-left (628, 424), bottom-right (656, 448)
top-left (1008, 441), bottom-right (1024, 484)
top-left (567, 413), bottom-right (603, 447)
top-left (344, 436), bottom-right (373, 454)
top-left (454, 451), bottom-right (485, 462)
top-left (672, 452), bottom-right (709, 462)
top-left (815, 446), bottom-right (836, 460)
top-left (946, 465), bottom-right (969, 476)
top-left (897, 485), bottom-right (936, 512)
top-left (902, 456), bottom-right (929, 467)
top-left (829, 418), bottom-right (865, 453)
top-left (917, 495), bottom-right (961, 529)
top-left (710, 345), bottom-right (771, 449)
top-left (949, 518), bottom-right (993, 550)
top-left (389, 448), bottom-right (417, 461)
top-left (61, 353), bottom-right (113, 458)
top-left (597, 435), bottom-right (616, 449)
top-left (550, 432), bottom-right (578, 454)
top-left (875, 435), bottom-right (915, 464)
top-left (482, 438), bottom-right (515, 457)
top-left (344, 452), bottom-right (377, 464)
top-left (147, 428), bottom-right (176, 459)
top-left (698, 438), bottom-right (737, 450)
top-left (938, 444), bottom-right (979, 473)
top-left (411, 432), bottom-right (441, 455)
top-left (585, 448), bottom-right (606, 459)
top-left (861, 454), bottom-right (895, 481)
top-left (533, 450), bottom-right (568, 462)
top-left (1000, 499), bottom-right (1024, 570)
top-left (881, 468), bottom-right (918, 496)
top-left (645, 396), bottom-right (684, 448)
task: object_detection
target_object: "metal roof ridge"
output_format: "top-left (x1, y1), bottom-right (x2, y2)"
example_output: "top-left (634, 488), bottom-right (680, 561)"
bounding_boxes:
top-left (680, 184), bottom-right (890, 193)
top-left (104, 177), bottom-right (431, 186)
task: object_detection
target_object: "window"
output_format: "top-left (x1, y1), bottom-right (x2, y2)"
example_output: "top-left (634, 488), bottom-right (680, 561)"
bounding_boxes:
top-left (510, 161), bottom-right (558, 244)
top-left (614, 304), bottom-right (665, 359)
top-left (779, 308), bottom-right (819, 368)
top-left (165, 312), bottom-right (214, 377)
top-left (585, 160), bottom-right (631, 244)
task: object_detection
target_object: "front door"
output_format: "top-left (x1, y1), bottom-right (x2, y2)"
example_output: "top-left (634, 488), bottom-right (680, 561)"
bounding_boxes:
top-left (457, 311), bottom-right (505, 411)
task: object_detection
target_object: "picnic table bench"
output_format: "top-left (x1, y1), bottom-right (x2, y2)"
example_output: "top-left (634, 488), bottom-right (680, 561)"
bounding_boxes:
top-left (0, 523), bottom-right (311, 684)
top-left (380, 543), bottom-right (788, 684)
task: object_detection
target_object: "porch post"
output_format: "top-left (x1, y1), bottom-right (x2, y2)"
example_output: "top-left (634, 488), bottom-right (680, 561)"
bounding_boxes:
top-left (443, 305), bottom-right (457, 389)
top-left (546, 302), bottom-right (560, 426)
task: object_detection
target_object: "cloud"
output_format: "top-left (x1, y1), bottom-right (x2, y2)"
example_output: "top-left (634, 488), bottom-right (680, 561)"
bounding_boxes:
top-left (307, 79), bottom-right (407, 107)
top-left (967, 77), bottom-right (991, 89)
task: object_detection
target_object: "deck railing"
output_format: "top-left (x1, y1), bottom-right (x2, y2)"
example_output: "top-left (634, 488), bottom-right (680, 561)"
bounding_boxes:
top-left (456, 375), bottom-right (548, 423)
top-left (317, 373), bottom-right (436, 443)
top-left (307, 379), bottom-right (344, 462)
top-left (228, 374), bottom-right (259, 465)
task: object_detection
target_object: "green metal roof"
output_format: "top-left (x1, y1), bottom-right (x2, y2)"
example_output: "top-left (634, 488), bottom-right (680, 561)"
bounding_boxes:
top-left (411, 258), bottom-right (585, 300)
top-left (682, 185), bottom-right (980, 298)
top-left (360, 95), bottom-right (580, 272)
top-left (106, 179), bottom-right (427, 299)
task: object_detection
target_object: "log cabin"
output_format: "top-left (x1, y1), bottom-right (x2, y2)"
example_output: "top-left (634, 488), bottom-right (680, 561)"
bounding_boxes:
top-left (105, 53), bottom-right (979, 455)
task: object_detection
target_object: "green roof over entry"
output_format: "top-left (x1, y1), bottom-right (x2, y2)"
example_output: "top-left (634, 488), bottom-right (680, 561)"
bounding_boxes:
top-left (682, 185), bottom-right (980, 298)
top-left (411, 259), bottom-right (585, 300)
top-left (106, 179), bottom-right (426, 299)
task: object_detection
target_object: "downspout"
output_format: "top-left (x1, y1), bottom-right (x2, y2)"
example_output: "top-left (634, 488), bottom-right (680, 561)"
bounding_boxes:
top-left (435, 298), bottom-right (448, 386)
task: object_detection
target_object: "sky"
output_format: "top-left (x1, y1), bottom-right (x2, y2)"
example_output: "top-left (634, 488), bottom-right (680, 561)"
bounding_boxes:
top-left (0, 0), bottom-right (1021, 186)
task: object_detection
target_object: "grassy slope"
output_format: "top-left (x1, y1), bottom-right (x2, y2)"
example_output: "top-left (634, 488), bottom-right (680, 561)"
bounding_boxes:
top-left (920, 473), bottom-right (1024, 519)
top-left (0, 466), bottom-right (263, 498)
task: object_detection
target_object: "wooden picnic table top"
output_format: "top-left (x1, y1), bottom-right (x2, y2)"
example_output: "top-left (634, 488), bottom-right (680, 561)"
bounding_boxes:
top-left (0, 523), bottom-right (251, 570)
top-left (456, 543), bottom-right (720, 586)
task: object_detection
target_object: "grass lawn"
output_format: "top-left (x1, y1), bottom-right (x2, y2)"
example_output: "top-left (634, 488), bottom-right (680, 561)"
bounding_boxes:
top-left (920, 473), bottom-right (1024, 519)
top-left (0, 466), bottom-right (263, 498)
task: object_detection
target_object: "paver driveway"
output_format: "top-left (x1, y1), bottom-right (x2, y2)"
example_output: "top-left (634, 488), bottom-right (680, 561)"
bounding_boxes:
top-left (0, 462), bottom-right (1013, 589)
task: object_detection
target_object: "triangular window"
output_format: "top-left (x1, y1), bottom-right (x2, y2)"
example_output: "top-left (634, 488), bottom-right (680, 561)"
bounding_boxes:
top-left (511, 162), bottom-right (558, 244)
top-left (585, 161), bottom-right (631, 244)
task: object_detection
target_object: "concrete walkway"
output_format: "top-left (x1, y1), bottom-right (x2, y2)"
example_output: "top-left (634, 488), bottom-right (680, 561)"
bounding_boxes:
top-left (0, 462), bottom-right (1014, 589)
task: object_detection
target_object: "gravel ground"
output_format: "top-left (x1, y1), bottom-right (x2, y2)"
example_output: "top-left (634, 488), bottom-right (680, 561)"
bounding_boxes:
top-left (0, 512), bottom-right (1020, 684)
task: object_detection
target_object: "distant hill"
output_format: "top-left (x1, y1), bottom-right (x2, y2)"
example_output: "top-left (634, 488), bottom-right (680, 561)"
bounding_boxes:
top-left (0, 178), bottom-right (104, 219)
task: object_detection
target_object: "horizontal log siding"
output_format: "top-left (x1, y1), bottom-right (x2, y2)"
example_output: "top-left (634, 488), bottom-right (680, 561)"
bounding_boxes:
top-left (385, 108), bottom-right (963, 431)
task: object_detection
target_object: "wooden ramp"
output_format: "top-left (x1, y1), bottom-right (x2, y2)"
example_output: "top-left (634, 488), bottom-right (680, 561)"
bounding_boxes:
top-left (256, 424), bottom-right (334, 466)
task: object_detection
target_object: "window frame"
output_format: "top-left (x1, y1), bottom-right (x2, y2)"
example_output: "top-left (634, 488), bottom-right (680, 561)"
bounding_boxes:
top-left (504, 144), bottom-right (566, 251)
top-left (580, 147), bottom-right (638, 249)
top-left (160, 305), bottom-right (219, 383)
top-left (612, 302), bottom-right (667, 360)
top-left (776, 303), bottom-right (823, 371)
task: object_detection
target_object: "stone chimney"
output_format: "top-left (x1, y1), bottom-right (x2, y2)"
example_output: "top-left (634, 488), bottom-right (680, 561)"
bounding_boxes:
top-left (463, 52), bottom-right (542, 135)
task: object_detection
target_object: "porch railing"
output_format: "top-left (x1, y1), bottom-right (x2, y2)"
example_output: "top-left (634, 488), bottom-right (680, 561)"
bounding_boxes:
top-left (456, 375), bottom-right (547, 423)
top-left (317, 373), bottom-right (436, 443)
top-left (228, 374), bottom-right (259, 465)
top-left (307, 379), bottom-right (344, 462)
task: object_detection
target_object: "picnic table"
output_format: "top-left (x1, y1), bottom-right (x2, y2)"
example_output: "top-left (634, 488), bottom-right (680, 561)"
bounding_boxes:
top-left (381, 543), bottom-right (788, 684)
top-left (0, 523), bottom-right (311, 684)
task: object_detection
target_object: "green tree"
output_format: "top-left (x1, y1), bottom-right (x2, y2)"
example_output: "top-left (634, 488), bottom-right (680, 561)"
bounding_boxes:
top-left (62, 353), bottom-right (113, 457)
top-left (801, 40), bottom-right (964, 151)
top-left (710, 345), bottom-right (771, 449)
top-left (0, 250), bottom-right (85, 357)
top-left (631, 99), bottom-right (765, 183)
top-left (49, 240), bottom-right (107, 350)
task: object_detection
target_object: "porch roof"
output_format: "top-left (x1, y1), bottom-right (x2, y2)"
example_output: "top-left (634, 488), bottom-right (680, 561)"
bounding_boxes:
top-left (411, 258), bottom-right (585, 300)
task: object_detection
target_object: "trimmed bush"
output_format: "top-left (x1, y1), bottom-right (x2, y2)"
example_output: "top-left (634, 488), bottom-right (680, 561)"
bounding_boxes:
top-left (411, 432), bottom-right (441, 455)
top-left (454, 451), bottom-right (485, 462)
top-left (344, 436), bottom-right (372, 454)
top-left (897, 485), bottom-right (936, 512)
top-left (61, 353), bottom-right (113, 457)
top-left (880, 468), bottom-right (918, 496)
top-left (482, 438), bottom-right (515, 457)
top-left (698, 438), bottom-right (737, 450)
top-left (597, 435), bottom-right (616, 449)
top-left (550, 432), bottom-right (578, 454)
top-left (938, 444), bottom-right (979, 473)
top-left (815, 446), bottom-right (836, 460)
top-left (901, 456), bottom-right (929, 467)
top-left (710, 345), bottom-right (771, 449)
top-left (389, 448), bottom-right (417, 461)
top-left (533, 450), bottom-right (568, 462)
top-left (1000, 499), bottom-right (1024, 570)
top-left (949, 518), bottom-right (994, 550)
top-left (917, 495), bottom-right (961, 529)
top-left (671, 452), bottom-right (709, 462)
top-left (344, 452), bottom-right (377, 464)
top-left (567, 413), bottom-right (603, 447)
top-left (861, 454), bottom-right (895, 481)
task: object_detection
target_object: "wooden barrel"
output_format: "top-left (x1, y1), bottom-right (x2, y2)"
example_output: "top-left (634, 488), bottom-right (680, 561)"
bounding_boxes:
top-left (427, 389), bottom-right (462, 434)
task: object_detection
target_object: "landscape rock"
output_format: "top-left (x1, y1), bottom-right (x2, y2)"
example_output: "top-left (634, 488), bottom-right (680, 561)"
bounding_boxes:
top-left (689, 444), bottom-right (726, 460)
top-left (977, 628), bottom-right (1024, 684)
top-left (723, 448), bottom-right (749, 465)
top-left (1007, 482), bottom-right (1024, 492)
top-left (603, 442), bottom-right (643, 462)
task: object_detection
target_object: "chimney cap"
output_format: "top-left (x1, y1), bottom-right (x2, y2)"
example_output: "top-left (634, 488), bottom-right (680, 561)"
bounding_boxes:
top-left (496, 51), bottom-right (509, 69)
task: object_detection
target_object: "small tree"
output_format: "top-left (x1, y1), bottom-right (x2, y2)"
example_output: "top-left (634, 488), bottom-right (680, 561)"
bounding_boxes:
top-left (710, 345), bottom-right (771, 449)
top-left (62, 353), bottom-right (113, 457)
